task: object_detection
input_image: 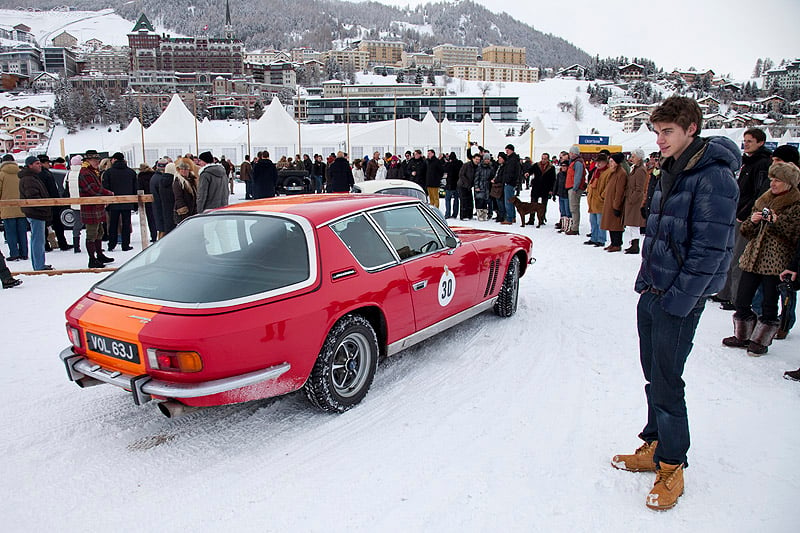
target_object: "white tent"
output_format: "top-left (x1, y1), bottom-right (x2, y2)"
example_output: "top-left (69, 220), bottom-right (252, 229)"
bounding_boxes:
top-left (616, 123), bottom-right (659, 154)
top-left (465, 114), bottom-right (509, 154)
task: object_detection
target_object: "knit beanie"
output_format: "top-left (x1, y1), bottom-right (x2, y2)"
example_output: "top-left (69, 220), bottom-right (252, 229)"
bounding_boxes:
top-left (70, 155), bottom-right (83, 166)
top-left (25, 155), bottom-right (39, 166)
top-left (610, 153), bottom-right (625, 164)
top-left (198, 151), bottom-right (214, 164)
top-left (768, 161), bottom-right (800, 188)
top-left (164, 162), bottom-right (177, 176)
top-left (569, 145), bottom-right (580, 155)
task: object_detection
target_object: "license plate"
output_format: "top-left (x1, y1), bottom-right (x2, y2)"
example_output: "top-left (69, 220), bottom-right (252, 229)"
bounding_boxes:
top-left (86, 332), bottom-right (140, 364)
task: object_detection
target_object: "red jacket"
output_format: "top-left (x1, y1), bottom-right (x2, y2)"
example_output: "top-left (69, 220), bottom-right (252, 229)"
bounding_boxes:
top-left (79, 163), bottom-right (113, 225)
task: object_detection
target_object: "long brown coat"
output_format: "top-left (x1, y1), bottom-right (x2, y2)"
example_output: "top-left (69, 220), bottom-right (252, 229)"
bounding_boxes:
top-left (623, 163), bottom-right (647, 228)
top-left (0, 161), bottom-right (24, 219)
top-left (601, 166), bottom-right (627, 231)
top-left (587, 166), bottom-right (611, 214)
top-left (739, 187), bottom-right (800, 275)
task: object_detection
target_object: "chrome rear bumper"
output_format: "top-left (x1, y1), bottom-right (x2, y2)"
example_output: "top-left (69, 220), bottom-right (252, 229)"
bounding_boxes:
top-left (59, 347), bottom-right (291, 406)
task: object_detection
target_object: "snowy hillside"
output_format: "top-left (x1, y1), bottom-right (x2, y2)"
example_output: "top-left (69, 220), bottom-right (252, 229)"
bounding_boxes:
top-left (1, 184), bottom-right (798, 531)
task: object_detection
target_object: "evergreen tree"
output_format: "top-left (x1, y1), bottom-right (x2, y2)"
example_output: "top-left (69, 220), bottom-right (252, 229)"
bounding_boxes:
top-left (396, 71), bottom-right (405, 83)
top-left (252, 99), bottom-right (264, 119)
top-left (427, 68), bottom-right (435, 85)
top-left (753, 58), bottom-right (763, 78)
top-left (414, 68), bottom-right (423, 84)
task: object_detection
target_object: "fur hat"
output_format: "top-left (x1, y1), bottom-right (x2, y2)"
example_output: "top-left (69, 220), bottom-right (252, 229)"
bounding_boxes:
top-left (772, 145), bottom-right (800, 166)
top-left (164, 162), bottom-right (177, 176)
top-left (198, 151), bottom-right (214, 164)
top-left (70, 155), bottom-right (83, 166)
top-left (24, 155), bottom-right (39, 166)
top-left (569, 145), bottom-right (581, 155)
top-left (769, 161), bottom-right (800, 188)
top-left (138, 163), bottom-right (152, 172)
top-left (610, 153), bottom-right (625, 164)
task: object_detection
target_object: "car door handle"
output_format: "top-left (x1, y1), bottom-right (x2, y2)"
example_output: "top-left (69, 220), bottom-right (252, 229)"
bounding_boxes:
top-left (412, 280), bottom-right (427, 291)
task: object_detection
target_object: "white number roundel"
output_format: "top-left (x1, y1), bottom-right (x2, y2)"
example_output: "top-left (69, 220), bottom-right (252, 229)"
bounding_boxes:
top-left (438, 266), bottom-right (456, 307)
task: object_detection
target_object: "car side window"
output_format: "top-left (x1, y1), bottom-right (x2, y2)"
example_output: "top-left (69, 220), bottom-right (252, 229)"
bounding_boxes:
top-left (331, 215), bottom-right (396, 270)
top-left (370, 205), bottom-right (443, 260)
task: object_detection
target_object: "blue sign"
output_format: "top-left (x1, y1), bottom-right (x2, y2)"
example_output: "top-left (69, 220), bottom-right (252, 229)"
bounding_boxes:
top-left (579, 135), bottom-right (610, 145)
top-left (764, 141), bottom-right (779, 151)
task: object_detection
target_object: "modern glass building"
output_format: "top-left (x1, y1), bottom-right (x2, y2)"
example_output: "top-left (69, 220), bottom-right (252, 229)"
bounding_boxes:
top-left (303, 95), bottom-right (519, 124)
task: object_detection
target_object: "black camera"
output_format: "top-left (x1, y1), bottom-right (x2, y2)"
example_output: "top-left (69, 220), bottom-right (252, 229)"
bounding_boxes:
top-left (778, 273), bottom-right (797, 293)
top-left (761, 207), bottom-right (772, 221)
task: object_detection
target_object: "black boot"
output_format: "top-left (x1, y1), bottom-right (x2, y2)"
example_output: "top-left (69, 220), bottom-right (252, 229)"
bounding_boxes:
top-left (87, 241), bottom-right (103, 268)
top-left (624, 239), bottom-right (640, 254)
top-left (96, 250), bottom-right (115, 264)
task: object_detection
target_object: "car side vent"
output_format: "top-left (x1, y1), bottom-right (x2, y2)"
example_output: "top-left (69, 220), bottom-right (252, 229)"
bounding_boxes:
top-left (484, 258), bottom-right (500, 297)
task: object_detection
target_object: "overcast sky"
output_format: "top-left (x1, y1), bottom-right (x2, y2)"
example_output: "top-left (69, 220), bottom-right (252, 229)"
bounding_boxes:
top-left (356, 0), bottom-right (799, 80)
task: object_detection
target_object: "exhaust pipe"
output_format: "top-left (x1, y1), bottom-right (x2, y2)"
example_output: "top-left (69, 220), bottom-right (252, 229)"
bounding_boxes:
top-left (157, 400), bottom-right (200, 419)
top-left (76, 376), bottom-right (104, 388)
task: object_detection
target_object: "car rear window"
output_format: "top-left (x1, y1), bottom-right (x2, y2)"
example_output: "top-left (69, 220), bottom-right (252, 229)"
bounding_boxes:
top-left (95, 214), bottom-right (312, 305)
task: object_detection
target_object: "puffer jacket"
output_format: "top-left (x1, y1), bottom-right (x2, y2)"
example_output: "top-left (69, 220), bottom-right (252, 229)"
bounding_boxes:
top-left (635, 136), bottom-right (740, 317)
top-left (473, 163), bottom-right (493, 201)
top-left (196, 163), bottom-right (229, 212)
top-left (739, 187), bottom-right (800, 276)
top-left (0, 161), bottom-right (24, 219)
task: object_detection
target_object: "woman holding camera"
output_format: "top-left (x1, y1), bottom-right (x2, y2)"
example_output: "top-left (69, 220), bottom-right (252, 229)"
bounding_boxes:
top-left (723, 162), bottom-right (800, 356)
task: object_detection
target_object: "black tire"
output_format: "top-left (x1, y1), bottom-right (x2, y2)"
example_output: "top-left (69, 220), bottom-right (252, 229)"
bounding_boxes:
top-left (304, 314), bottom-right (378, 412)
top-left (494, 255), bottom-right (520, 317)
top-left (59, 208), bottom-right (75, 230)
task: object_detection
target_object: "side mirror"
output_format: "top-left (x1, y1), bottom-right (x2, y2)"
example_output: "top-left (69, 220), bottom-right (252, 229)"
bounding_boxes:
top-left (445, 235), bottom-right (458, 249)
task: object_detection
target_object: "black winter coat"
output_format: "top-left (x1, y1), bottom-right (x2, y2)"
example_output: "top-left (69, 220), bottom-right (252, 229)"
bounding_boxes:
top-left (253, 158), bottom-right (278, 199)
top-left (499, 152), bottom-right (523, 188)
top-left (426, 157), bottom-right (445, 188)
top-left (159, 173), bottom-right (177, 234)
top-left (328, 157), bottom-right (354, 192)
top-left (408, 157), bottom-right (427, 188)
top-left (530, 162), bottom-right (556, 199)
top-left (103, 160), bottom-right (137, 209)
top-left (444, 159), bottom-right (462, 190)
top-left (736, 146), bottom-right (771, 221)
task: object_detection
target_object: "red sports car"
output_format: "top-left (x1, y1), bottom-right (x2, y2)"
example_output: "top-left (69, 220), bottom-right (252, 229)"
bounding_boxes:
top-left (60, 195), bottom-right (533, 417)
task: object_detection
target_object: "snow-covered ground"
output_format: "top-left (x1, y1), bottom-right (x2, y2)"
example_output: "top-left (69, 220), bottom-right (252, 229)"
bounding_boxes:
top-left (2, 183), bottom-right (798, 532)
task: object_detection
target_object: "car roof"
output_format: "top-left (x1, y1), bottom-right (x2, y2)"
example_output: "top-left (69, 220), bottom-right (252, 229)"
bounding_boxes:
top-left (354, 179), bottom-right (425, 194)
top-left (215, 194), bottom-right (420, 226)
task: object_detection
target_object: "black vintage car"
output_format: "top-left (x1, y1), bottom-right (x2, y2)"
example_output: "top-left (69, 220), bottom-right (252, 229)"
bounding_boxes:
top-left (277, 169), bottom-right (312, 195)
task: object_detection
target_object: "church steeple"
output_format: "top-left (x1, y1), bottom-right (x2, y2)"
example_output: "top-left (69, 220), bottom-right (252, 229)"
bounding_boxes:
top-left (224, 0), bottom-right (234, 40)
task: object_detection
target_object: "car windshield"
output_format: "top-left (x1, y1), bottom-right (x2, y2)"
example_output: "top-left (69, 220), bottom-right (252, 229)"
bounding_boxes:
top-left (95, 214), bottom-right (312, 306)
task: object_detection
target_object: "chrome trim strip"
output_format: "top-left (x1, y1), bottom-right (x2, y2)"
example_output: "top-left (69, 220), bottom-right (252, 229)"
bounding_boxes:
top-left (386, 298), bottom-right (496, 356)
top-left (59, 347), bottom-right (291, 400)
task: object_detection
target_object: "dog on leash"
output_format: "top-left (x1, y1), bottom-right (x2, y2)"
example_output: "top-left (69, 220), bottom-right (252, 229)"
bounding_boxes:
top-left (510, 196), bottom-right (547, 228)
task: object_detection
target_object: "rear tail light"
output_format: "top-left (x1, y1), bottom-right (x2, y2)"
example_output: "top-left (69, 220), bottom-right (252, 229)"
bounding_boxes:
top-left (147, 349), bottom-right (203, 373)
top-left (66, 325), bottom-right (82, 348)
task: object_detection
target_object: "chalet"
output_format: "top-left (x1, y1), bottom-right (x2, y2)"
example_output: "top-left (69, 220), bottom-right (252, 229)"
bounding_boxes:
top-left (755, 95), bottom-right (786, 113)
top-left (8, 125), bottom-right (47, 151)
top-left (31, 71), bottom-right (59, 91)
top-left (618, 63), bottom-right (645, 80)
top-left (0, 111), bottom-right (52, 131)
top-left (718, 81), bottom-right (742, 92)
top-left (725, 114), bottom-right (763, 128)
top-left (0, 130), bottom-right (13, 152)
top-left (703, 113), bottom-right (728, 129)
top-left (556, 64), bottom-right (586, 79)
top-left (697, 96), bottom-right (721, 113)
top-left (84, 38), bottom-right (105, 50)
top-left (671, 69), bottom-right (714, 85)
top-left (730, 101), bottom-right (754, 113)
top-left (622, 110), bottom-right (651, 132)
top-left (609, 102), bottom-right (654, 122)
top-left (52, 31), bottom-right (78, 48)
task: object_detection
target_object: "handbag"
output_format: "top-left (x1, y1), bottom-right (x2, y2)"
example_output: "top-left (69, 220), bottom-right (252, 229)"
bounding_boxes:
top-left (490, 182), bottom-right (503, 199)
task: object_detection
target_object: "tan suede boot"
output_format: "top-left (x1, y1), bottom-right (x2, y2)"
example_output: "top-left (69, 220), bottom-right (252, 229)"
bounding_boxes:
top-left (646, 462), bottom-right (684, 511)
top-left (611, 440), bottom-right (658, 472)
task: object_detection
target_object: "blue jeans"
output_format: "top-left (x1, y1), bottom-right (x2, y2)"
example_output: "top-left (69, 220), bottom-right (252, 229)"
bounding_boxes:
top-left (444, 190), bottom-right (459, 218)
top-left (558, 196), bottom-right (572, 218)
top-left (27, 217), bottom-right (46, 270)
top-left (637, 291), bottom-right (706, 467)
top-left (3, 217), bottom-right (28, 258)
top-left (590, 213), bottom-right (606, 244)
top-left (504, 185), bottom-right (516, 222)
top-left (313, 175), bottom-right (323, 194)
